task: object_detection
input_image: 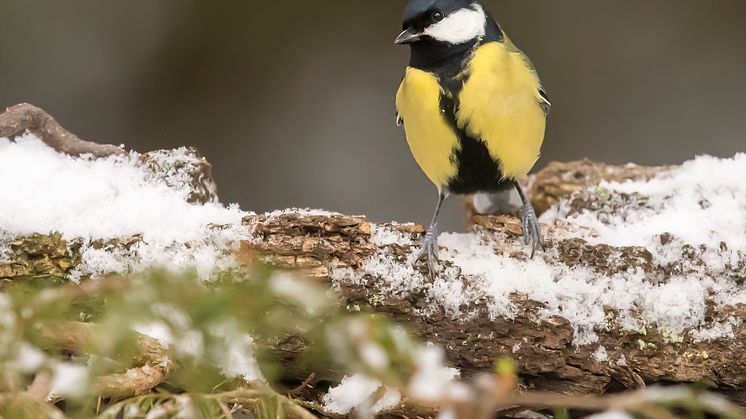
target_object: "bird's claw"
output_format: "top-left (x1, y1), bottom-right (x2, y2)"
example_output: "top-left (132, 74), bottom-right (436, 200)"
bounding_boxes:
top-left (416, 227), bottom-right (439, 278)
top-left (521, 203), bottom-right (544, 258)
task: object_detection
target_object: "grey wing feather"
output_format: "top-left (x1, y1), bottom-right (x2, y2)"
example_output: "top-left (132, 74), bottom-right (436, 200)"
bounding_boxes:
top-left (539, 86), bottom-right (552, 115)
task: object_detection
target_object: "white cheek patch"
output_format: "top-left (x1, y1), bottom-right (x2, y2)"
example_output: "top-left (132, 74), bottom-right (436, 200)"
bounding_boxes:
top-left (423, 4), bottom-right (487, 44)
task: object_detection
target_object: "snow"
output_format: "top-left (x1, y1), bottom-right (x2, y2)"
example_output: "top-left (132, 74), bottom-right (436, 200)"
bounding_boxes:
top-left (321, 344), bottom-right (457, 415)
top-left (545, 154), bottom-right (746, 281)
top-left (264, 208), bottom-right (341, 218)
top-left (135, 317), bottom-right (265, 383)
top-left (592, 345), bottom-right (608, 363)
top-left (360, 343), bottom-right (390, 370)
top-left (0, 134), bottom-right (251, 281)
top-left (617, 354), bottom-right (628, 367)
top-left (333, 154), bottom-right (746, 345)
top-left (437, 410), bottom-right (457, 419)
top-left (370, 224), bottom-right (418, 247)
top-left (408, 344), bottom-right (460, 400)
top-left (689, 316), bottom-right (741, 342)
top-left (216, 332), bottom-right (263, 382)
top-left (49, 362), bottom-right (90, 399)
top-left (16, 342), bottom-right (46, 373)
top-left (371, 388), bottom-right (402, 414)
top-left (322, 374), bottom-right (387, 415)
top-left (134, 322), bottom-right (174, 345)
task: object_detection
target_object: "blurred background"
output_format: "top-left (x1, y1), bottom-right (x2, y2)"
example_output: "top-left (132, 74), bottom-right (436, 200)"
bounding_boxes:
top-left (1, 0), bottom-right (745, 230)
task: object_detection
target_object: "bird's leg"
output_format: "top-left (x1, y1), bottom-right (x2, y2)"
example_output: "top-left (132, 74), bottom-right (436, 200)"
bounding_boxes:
top-left (514, 182), bottom-right (544, 258)
top-left (417, 190), bottom-right (448, 277)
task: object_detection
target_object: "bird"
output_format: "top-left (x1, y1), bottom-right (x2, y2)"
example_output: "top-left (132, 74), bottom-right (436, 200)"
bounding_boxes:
top-left (394, 0), bottom-right (550, 275)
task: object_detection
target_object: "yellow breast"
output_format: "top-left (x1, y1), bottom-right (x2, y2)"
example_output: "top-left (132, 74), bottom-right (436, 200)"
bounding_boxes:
top-left (395, 68), bottom-right (459, 189)
top-left (456, 42), bottom-right (546, 179)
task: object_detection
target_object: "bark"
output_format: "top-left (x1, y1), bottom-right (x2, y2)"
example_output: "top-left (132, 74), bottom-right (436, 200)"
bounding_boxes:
top-left (42, 321), bottom-right (173, 400)
top-left (525, 159), bottom-right (669, 216)
top-left (2, 159), bottom-right (743, 404)
top-left (242, 212), bottom-right (746, 405)
top-left (462, 160), bottom-right (670, 229)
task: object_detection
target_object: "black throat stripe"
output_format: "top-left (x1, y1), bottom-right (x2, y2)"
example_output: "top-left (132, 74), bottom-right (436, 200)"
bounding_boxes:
top-left (438, 93), bottom-right (513, 195)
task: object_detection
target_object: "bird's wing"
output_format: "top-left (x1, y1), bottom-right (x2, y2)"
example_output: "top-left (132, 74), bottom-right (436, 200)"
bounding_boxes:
top-left (395, 76), bottom-right (405, 126)
top-left (504, 35), bottom-right (551, 115)
top-left (538, 87), bottom-right (551, 115)
top-left (456, 40), bottom-right (548, 179)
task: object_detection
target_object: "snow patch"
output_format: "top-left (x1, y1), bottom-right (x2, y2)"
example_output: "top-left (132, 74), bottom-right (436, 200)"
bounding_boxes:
top-left (323, 374), bottom-right (394, 415)
top-left (370, 224), bottom-right (416, 247)
top-left (0, 134), bottom-right (252, 281)
top-left (333, 154), bottom-right (746, 345)
top-left (49, 362), bottom-right (90, 399)
top-left (408, 344), bottom-right (460, 400)
top-left (264, 208), bottom-right (341, 218)
top-left (549, 154), bottom-right (746, 274)
top-left (592, 346), bottom-right (608, 363)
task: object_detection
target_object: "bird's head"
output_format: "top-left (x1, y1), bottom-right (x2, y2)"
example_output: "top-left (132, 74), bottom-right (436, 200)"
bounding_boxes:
top-left (395, 0), bottom-right (488, 46)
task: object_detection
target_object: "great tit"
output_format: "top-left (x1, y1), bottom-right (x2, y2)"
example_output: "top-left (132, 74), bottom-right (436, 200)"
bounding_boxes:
top-left (395, 0), bottom-right (550, 274)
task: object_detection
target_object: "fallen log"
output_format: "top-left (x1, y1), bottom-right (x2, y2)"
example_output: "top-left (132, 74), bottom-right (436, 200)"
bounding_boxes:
top-left (243, 211), bottom-right (746, 404)
top-left (2, 103), bottom-right (745, 408)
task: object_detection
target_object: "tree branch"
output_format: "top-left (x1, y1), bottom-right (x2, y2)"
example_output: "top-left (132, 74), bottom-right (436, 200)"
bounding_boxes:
top-left (0, 103), bottom-right (124, 157)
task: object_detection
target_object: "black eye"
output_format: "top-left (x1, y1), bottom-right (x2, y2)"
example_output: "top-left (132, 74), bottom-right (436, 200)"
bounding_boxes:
top-left (431, 10), bottom-right (444, 22)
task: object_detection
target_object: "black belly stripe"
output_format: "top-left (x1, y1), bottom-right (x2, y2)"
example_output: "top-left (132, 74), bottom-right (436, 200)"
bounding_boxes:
top-left (439, 93), bottom-right (513, 195)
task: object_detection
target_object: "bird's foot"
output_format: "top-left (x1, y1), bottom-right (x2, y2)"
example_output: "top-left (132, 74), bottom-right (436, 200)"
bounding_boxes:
top-left (521, 203), bottom-right (544, 258)
top-left (416, 227), bottom-right (440, 278)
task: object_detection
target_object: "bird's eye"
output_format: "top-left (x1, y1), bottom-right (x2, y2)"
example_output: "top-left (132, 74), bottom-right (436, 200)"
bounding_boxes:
top-left (431, 10), bottom-right (444, 22)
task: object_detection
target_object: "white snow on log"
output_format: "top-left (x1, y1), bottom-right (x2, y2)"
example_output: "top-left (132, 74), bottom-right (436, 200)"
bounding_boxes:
top-left (372, 388), bottom-right (403, 414)
top-left (211, 322), bottom-right (264, 383)
top-left (548, 153), bottom-right (746, 275)
top-left (592, 345), bottom-right (608, 363)
top-left (264, 208), bottom-right (342, 218)
top-left (135, 320), bottom-right (265, 383)
top-left (49, 362), bottom-right (90, 400)
top-left (616, 354), bottom-right (628, 367)
top-left (370, 223), bottom-right (419, 247)
top-left (323, 374), bottom-right (377, 414)
top-left (408, 344), bottom-right (461, 400)
top-left (333, 154), bottom-right (746, 345)
top-left (134, 321), bottom-right (175, 345)
top-left (689, 316), bottom-right (741, 342)
top-left (0, 134), bottom-right (251, 281)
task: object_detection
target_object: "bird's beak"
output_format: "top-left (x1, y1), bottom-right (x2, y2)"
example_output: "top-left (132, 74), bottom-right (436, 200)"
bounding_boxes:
top-left (395, 27), bottom-right (421, 45)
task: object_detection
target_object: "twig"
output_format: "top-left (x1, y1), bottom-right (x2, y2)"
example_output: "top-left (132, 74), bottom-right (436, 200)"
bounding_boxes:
top-left (288, 372), bottom-right (316, 397)
top-left (25, 372), bottom-right (53, 401)
top-left (41, 320), bottom-right (173, 399)
top-left (0, 103), bottom-right (125, 157)
top-left (218, 388), bottom-right (318, 419)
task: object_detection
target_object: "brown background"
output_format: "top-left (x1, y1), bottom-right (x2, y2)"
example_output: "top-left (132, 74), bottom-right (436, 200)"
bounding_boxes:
top-left (1, 1), bottom-right (745, 230)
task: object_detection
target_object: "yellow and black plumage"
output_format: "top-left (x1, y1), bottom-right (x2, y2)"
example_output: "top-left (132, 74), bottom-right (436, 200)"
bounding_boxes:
top-left (395, 0), bottom-right (550, 273)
